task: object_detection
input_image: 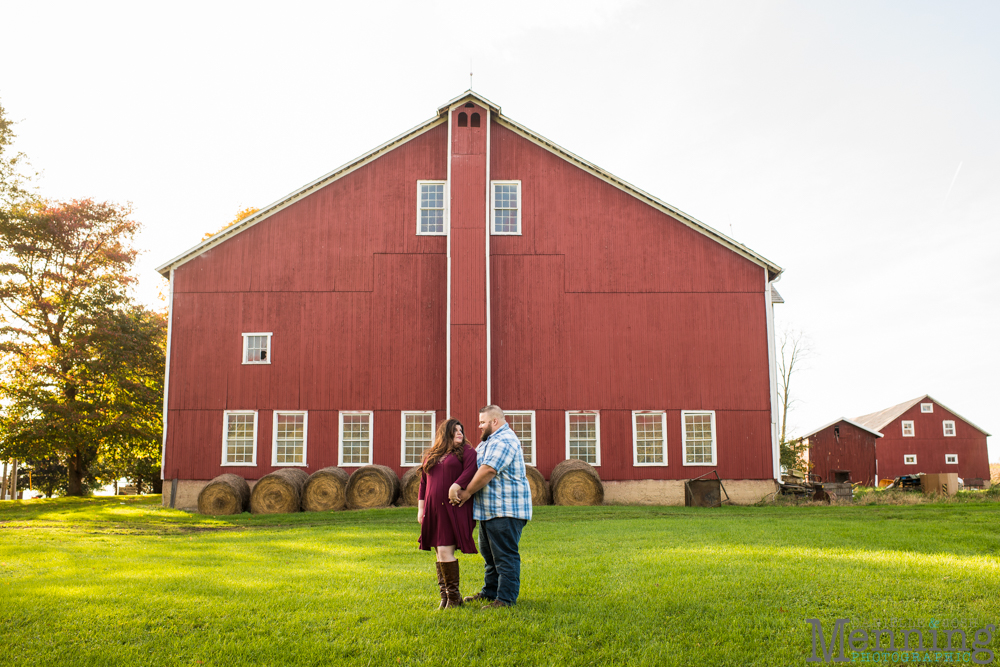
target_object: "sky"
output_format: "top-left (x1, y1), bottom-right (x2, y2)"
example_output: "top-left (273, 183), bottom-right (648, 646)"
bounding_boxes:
top-left (2, 0), bottom-right (997, 462)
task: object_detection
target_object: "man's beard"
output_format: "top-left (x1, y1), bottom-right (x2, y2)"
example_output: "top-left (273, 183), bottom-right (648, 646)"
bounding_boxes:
top-left (480, 425), bottom-right (494, 442)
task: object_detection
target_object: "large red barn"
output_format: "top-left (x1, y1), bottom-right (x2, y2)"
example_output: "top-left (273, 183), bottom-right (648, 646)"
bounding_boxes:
top-left (156, 92), bottom-right (785, 508)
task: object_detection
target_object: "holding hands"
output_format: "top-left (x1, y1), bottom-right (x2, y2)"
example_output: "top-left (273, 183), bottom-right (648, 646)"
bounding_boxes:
top-left (448, 483), bottom-right (471, 507)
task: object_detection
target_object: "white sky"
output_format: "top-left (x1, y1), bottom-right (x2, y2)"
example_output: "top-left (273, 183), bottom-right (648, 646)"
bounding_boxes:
top-left (2, 0), bottom-right (997, 462)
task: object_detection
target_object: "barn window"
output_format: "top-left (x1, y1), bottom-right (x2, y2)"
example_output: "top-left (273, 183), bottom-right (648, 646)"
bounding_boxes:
top-left (901, 420), bottom-right (915, 437)
top-left (339, 411), bottom-right (373, 466)
top-left (458, 112), bottom-right (468, 127)
top-left (401, 412), bottom-right (435, 466)
top-left (417, 181), bottom-right (447, 235)
top-left (222, 411), bottom-right (257, 466)
top-left (682, 411), bottom-right (717, 466)
top-left (491, 181), bottom-right (521, 235)
top-left (566, 411), bottom-right (600, 465)
top-left (633, 411), bottom-right (667, 466)
top-left (242, 332), bottom-right (272, 364)
top-left (945, 454), bottom-right (958, 465)
top-left (507, 411), bottom-right (536, 466)
top-left (471, 113), bottom-right (481, 127)
top-left (942, 420), bottom-right (956, 437)
top-left (921, 403), bottom-right (933, 413)
top-left (904, 454), bottom-right (917, 465)
top-left (273, 411), bottom-right (307, 466)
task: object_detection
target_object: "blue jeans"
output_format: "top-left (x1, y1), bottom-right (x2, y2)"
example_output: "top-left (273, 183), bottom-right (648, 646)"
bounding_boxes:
top-left (478, 516), bottom-right (526, 604)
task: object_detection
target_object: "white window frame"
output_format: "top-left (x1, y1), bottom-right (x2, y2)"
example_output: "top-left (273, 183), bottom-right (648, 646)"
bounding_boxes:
top-left (338, 411), bottom-right (374, 467)
top-left (942, 420), bottom-right (956, 437)
top-left (400, 411), bottom-right (436, 467)
top-left (681, 410), bottom-right (718, 467)
top-left (901, 420), bottom-right (915, 437)
top-left (904, 454), bottom-right (917, 465)
top-left (632, 410), bottom-right (668, 467)
top-left (221, 410), bottom-right (258, 466)
top-left (271, 410), bottom-right (308, 467)
top-left (416, 180), bottom-right (448, 236)
top-left (945, 454), bottom-right (958, 465)
top-left (921, 403), bottom-right (934, 413)
top-left (506, 411), bottom-right (537, 467)
top-left (490, 180), bottom-right (522, 236)
top-left (242, 332), bottom-right (273, 365)
top-left (565, 411), bottom-right (601, 466)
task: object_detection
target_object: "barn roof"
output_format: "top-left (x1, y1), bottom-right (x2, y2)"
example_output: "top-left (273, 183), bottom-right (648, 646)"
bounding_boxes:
top-left (854, 395), bottom-right (991, 436)
top-left (157, 91), bottom-right (784, 280)
top-left (799, 418), bottom-right (883, 441)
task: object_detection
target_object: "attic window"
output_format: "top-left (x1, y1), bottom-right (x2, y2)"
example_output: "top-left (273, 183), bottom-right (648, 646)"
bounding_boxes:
top-left (464, 102), bottom-right (474, 108)
top-left (902, 420), bottom-right (914, 437)
top-left (921, 403), bottom-right (933, 413)
top-left (243, 333), bottom-right (272, 364)
top-left (943, 420), bottom-right (956, 437)
top-left (834, 426), bottom-right (840, 439)
top-left (471, 113), bottom-right (481, 127)
top-left (458, 112), bottom-right (468, 127)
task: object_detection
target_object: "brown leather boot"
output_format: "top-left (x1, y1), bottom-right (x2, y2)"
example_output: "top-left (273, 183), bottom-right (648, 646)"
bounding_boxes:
top-left (439, 560), bottom-right (463, 608)
top-left (435, 562), bottom-right (447, 609)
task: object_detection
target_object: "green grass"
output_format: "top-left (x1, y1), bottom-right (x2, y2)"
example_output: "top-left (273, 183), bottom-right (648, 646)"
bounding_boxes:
top-left (1, 497), bottom-right (998, 666)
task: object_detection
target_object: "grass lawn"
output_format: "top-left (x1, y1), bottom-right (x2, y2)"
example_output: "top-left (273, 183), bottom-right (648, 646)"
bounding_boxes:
top-left (1, 497), bottom-right (998, 666)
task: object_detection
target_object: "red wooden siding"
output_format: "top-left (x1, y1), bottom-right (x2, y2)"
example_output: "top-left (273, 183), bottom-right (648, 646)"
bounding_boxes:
top-left (806, 421), bottom-right (878, 485)
top-left (875, 402), bottom-right (990, 482)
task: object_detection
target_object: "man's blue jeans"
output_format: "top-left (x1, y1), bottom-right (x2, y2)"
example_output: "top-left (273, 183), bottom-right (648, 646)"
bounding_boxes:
top-left (478, 516), bottom-right (526, 604)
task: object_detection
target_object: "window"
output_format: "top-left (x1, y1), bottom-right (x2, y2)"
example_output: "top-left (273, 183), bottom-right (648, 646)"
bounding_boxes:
top-left (507, 411), bottom-right (536, 466)
top-left (222, 411), bottom-right (257, 466)
top-left (902, 420), bottom-right (915, 437)
top-left (633, 411), bottom-right (667, 466)
top-left (945, 454), bottom-right (958, 465)
top-left (272, 411), bottom-right (307, 466)
top-left (565, 411), bottom-right (600, 465)
top-left (921, 403), bottom-right (933, 413)
top-left (471, 112), bottom-right (481, 127)
top-left (682, 411), bottom-right (717, 466)
top-left (943, 420), bottom-right (956, 437)
top-left (242, 332), bottom-right (272, 364)
top-left (904, 454), bottom-right (917, 465)
top-left (491, 181), bottom-right (521, 235)
top-left (401, 412), bottom-right (435, 466)
top-left (417, 181), bottom-right (447, 235)
top-left (458, 112), bottom-right (468, 127)
top-left (339, 411), bottom-right (373, 466)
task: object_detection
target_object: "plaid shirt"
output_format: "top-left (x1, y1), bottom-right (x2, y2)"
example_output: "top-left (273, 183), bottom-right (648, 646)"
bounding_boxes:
top-left (473, 422), bottom-right (533, 522)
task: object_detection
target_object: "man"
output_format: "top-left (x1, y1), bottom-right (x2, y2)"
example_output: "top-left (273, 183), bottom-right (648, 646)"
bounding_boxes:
top-left (449, 405), bottom-right (532, 608)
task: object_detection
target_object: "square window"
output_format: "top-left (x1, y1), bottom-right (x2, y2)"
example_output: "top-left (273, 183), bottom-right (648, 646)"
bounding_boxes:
top-left (633, 411), bottom-right (667, 466)
top-left (243, 333), bottom-right (272, 364)
top-left (921, 403), bottom-right (933, 413)
top-left (339, 412), bottom-right (373, 466)
top-left (401, 412), bottom-right (435, 466)
top-left (902, 420), bottom-right (915, 437)
top-left (565, 411), bottom-right (600, 465)
top-left (945, 454), bottom-right (958, 465)
top-left (942, 420), bottom-right (956, 437)
top-left (507, 412), bottom-right (535, 465)
top-left (682, 411), bottom-right (716, 466)
top-left (904, 454), bottom-right (917, 465)
top-left (417, 181), bottom-right (447, 235)
top-left (223, 411), bottom-right (257, 465)
top-left (273, 412), bottom-right (307, 466)
top-left (491, 181), bottom-right (522, 235)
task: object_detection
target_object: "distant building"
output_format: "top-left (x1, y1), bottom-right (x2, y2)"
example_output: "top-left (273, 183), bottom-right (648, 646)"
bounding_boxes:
top-left (801, 418), bottom-right (882, 485)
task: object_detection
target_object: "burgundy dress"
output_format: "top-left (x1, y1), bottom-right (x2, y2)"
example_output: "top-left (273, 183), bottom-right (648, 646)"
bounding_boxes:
top-left (418, 443), bottom-right (478, 554)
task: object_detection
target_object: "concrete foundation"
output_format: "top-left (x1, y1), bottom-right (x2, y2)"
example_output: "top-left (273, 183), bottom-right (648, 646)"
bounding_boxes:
top-left (163, 479), bottom-right (259, 512)
top-left (603, 478), bottom-right (778, 506)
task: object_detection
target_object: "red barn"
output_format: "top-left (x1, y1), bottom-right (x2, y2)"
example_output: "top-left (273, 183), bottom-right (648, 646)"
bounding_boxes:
top-left (156, 92), bottom-right (785, 508)
top-left (854, 395), bottom-right (992, 486)
top-left (800, 418), bottom-right (882, 486)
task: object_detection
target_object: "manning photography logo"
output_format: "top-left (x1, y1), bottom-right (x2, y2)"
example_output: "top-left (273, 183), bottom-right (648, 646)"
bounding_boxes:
top-left (806, 617), bottom-right (996, 664)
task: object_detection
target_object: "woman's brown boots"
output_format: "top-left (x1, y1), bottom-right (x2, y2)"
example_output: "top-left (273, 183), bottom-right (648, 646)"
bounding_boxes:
top-left (435, 561), bottom-right (462, 609)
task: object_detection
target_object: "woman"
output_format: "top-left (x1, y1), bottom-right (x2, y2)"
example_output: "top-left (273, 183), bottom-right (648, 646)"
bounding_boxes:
top-left (417, 418), bottom-right (478, 608)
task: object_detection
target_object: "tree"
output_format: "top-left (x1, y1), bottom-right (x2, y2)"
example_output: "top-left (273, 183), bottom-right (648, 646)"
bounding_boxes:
top-left (776, 328), bottom-right (812, 473)
top-left (202, 206), bottom-right (258, 240)
top-left (0, 98), bottom-right (33, 208)
top-left (0, 198), bottom-right (165, 495)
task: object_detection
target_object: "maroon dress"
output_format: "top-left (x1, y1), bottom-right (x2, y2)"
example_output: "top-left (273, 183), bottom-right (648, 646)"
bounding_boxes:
top-left (418, 443), bottom-right (478, 554)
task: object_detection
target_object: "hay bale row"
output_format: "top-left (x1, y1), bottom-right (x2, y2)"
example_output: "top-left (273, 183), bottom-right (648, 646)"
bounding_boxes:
top-left (550, 459), bottom-right (604, 506)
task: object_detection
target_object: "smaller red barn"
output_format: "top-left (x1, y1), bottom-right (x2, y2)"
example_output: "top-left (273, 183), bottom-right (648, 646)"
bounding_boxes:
top-left (854, 395), bottom-right (992, 487)
top-left (801, 418), bottom-right (882, 485)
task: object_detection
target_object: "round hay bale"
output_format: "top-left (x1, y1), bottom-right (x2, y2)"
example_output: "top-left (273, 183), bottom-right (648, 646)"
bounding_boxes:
top-left (198, 474), bottom-right (250, 515)
top-left (525, 465), bottom-right (551, 506)
top-left (250, 468), bottom-right (309, 514)
top-left (550, 459), bottom-right (604, 506)
top-left (301, 467), bottom-right (349, 512)
top-left (399, 466), bottom-right (423, 507)
top-left (346, 464), bottom-right (400, 509)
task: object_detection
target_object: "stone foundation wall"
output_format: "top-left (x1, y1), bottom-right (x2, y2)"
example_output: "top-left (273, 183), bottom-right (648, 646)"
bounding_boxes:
top-left (603, 478), bottom-right (778, 506)
top-left (162, 478), bottom-right (259, 512)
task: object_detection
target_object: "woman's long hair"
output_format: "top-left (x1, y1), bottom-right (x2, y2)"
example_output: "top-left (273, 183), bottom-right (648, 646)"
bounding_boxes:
top-left (420, 419), bottom-right (465, 474)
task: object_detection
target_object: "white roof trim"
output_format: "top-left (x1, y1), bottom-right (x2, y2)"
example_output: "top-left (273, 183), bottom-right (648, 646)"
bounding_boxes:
top-left (158, 91), bottom-right (782, 279)
top-left (921, 395), bottom-right (991, 437)
top-left (799, 418), bottom-right (884, 441)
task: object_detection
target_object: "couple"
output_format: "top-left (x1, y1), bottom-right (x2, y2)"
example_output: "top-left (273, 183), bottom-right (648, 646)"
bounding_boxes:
top-left (416, 405), bottom-right (532, 609)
